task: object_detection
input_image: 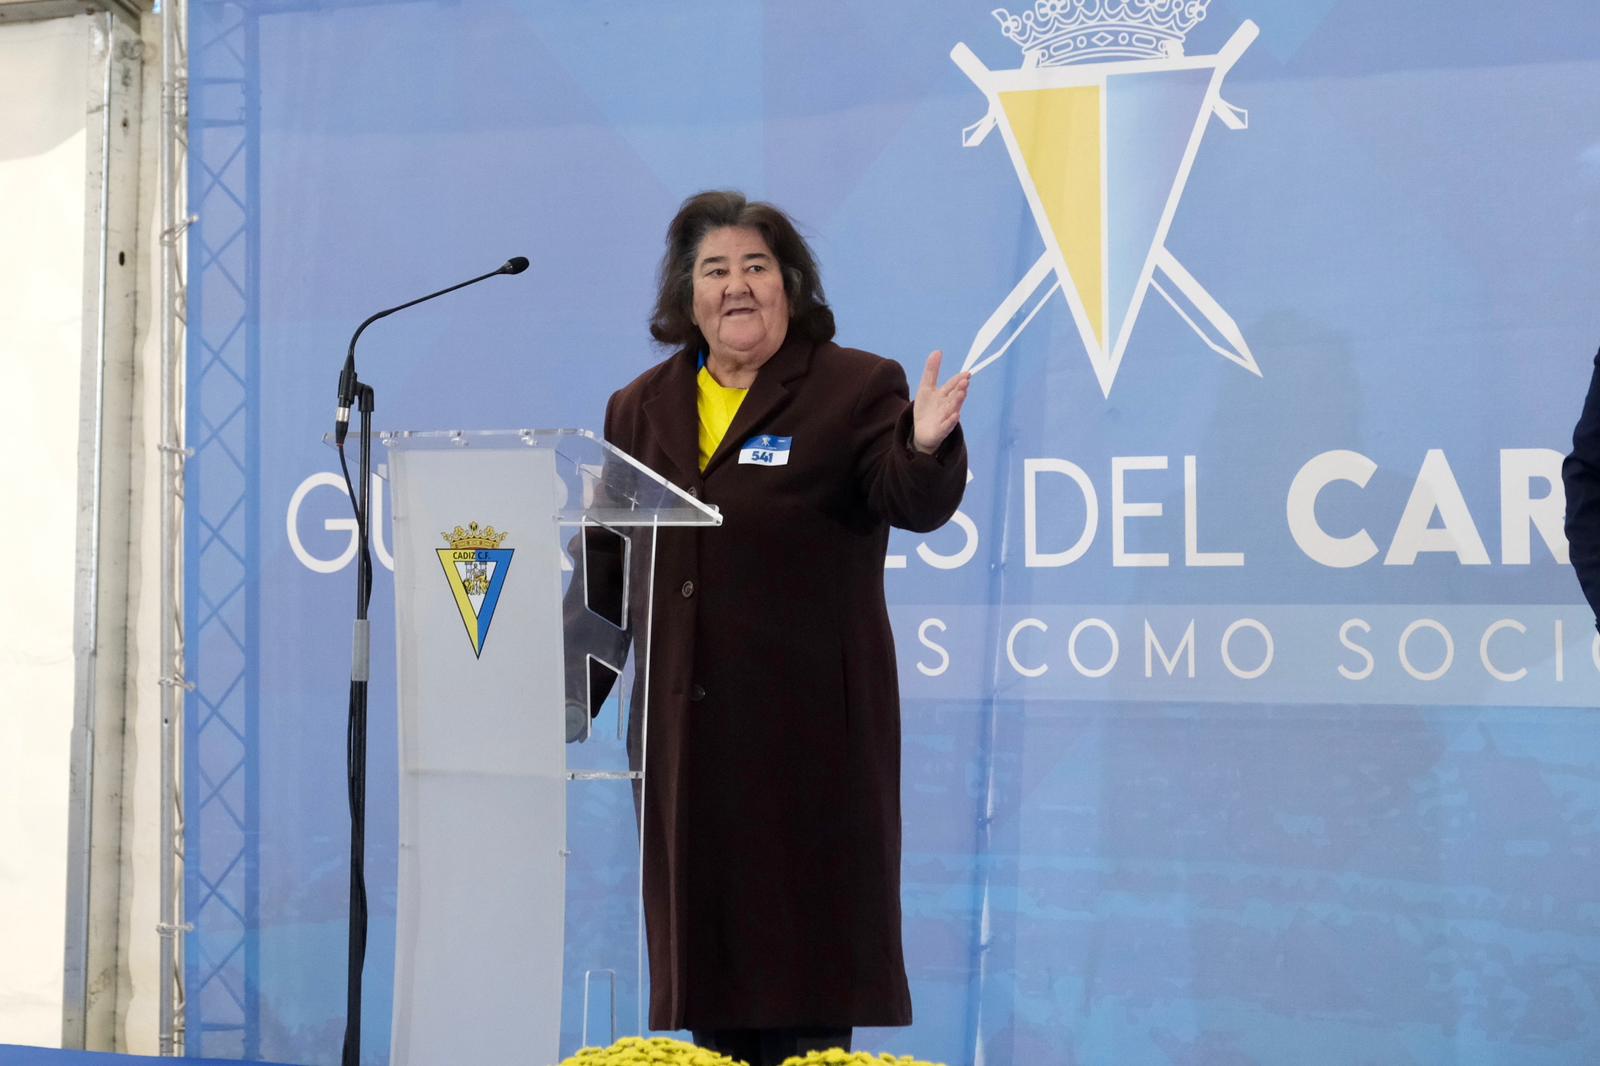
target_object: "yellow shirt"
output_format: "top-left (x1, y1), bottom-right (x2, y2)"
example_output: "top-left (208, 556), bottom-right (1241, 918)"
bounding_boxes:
top-left (697, 364), bottom-right (748, 472)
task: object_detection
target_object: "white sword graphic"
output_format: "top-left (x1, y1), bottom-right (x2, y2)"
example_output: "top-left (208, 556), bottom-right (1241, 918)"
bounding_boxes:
top-left (959, 247), bottom-right (1256, 378)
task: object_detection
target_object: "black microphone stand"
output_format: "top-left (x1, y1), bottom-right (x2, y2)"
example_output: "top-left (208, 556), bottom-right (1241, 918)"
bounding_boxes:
top-left (337, 379), bottom-right (374, 1066)
top-left (334, 257), bottom-right (527, 1066)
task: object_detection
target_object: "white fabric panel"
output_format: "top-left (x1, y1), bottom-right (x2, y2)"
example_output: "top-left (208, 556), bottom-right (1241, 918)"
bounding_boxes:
top-left (0, 13), bottom-right (93, 1050)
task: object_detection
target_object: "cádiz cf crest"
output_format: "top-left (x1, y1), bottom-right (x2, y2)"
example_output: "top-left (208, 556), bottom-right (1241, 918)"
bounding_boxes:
top-left (437, 521), bottom-right (513, 658)
top-left (953, 0), bottom-right (1259, 396)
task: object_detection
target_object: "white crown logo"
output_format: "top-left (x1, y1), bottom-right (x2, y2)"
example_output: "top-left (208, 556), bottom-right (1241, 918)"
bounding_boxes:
top-left (994, 0), bottom-right (1212, 66)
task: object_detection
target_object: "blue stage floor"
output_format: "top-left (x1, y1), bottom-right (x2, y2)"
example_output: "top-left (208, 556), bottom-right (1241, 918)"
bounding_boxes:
top-left (0, 1048), bottom-right (299, 1066)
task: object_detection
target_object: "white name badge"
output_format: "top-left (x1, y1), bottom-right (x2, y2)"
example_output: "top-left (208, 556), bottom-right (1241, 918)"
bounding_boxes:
top-left (738, 434), bottom-right (792, 466)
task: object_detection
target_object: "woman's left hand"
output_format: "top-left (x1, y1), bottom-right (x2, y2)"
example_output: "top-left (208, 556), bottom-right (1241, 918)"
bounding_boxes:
top-left (912, 349), bottom-right (971, 455)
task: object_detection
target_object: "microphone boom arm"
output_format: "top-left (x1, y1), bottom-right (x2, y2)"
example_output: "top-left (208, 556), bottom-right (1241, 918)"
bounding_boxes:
top-left (335, 257), bottom-right (528, 442)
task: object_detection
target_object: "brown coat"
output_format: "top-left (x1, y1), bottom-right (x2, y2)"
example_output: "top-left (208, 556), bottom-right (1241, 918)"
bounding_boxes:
top-left (595, 334), bottom-right (967, 1031)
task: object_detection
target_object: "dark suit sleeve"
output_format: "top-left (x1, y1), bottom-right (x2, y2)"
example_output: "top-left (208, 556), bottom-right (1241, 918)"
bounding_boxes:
top-left (561, 390), bottom-right (633, 738)
top-left (1562, 346), bottom-right (1600, 632)
top-left (850, 356), bottom-right (968, 533)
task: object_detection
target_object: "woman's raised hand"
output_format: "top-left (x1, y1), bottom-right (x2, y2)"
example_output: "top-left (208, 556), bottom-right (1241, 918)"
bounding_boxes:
top-left (912, 349), bottom-right (971, 455)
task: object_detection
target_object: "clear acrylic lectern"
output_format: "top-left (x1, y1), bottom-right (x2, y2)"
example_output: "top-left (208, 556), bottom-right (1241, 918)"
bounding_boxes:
top-left (380, 429), bottom-right (720, 1065)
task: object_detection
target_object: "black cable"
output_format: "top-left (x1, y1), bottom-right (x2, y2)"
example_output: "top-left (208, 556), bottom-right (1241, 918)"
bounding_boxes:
top-left (337, 391), bottom-right (374, 1066)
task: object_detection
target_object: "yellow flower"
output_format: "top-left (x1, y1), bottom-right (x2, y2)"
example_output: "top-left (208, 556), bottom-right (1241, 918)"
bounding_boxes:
top-left (557, 1036), bottom-right (748, 1066)
top-left (556, 1036), bottom-right (945, 1066)
top-left (776, 1053), bottom-right (947, 1066)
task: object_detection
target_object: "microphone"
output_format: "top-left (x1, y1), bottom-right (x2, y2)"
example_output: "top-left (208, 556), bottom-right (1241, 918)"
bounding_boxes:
top-left (334, 255), bottom-right (530, 444)
top-left (332, 252), bottom-right (527, 1066)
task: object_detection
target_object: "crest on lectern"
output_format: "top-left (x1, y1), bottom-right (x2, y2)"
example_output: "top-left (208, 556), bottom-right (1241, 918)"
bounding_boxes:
top-left (437, 521), bottom-right (514, 658)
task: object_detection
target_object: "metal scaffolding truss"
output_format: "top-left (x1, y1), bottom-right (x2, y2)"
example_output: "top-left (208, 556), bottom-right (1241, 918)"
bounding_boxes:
top-left (182, 0), bottom-right (260, 1056)
top-left (174, 2), bottom-right (413, 1055)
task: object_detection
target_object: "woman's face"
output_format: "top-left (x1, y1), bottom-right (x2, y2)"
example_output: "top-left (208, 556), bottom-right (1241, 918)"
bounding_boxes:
top-left (690, 226), bottom-right (790, 369)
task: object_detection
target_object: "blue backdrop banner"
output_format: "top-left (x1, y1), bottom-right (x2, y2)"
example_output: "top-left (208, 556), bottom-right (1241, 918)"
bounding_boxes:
top-left (185, 2), bottom-right (1600, 1063)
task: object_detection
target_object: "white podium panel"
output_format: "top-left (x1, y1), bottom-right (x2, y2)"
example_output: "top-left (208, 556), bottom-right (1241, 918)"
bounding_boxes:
top-left (390, 446), bottom-right (566, 1065)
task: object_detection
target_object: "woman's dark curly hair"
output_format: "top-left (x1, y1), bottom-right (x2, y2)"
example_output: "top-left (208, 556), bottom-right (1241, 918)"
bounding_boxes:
top-left (648, 190), bottom-right (835, 349)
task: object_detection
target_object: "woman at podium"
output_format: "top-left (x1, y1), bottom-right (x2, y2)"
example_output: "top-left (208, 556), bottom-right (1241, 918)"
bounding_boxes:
top-left (582, 189), bottom-right (970, 1066)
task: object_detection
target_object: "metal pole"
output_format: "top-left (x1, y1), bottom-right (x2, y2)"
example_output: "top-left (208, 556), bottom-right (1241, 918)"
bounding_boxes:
top-left (62, 14), bottom-right (118, 1045)
top-left (158, 0), bottom-right (191, 1052)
